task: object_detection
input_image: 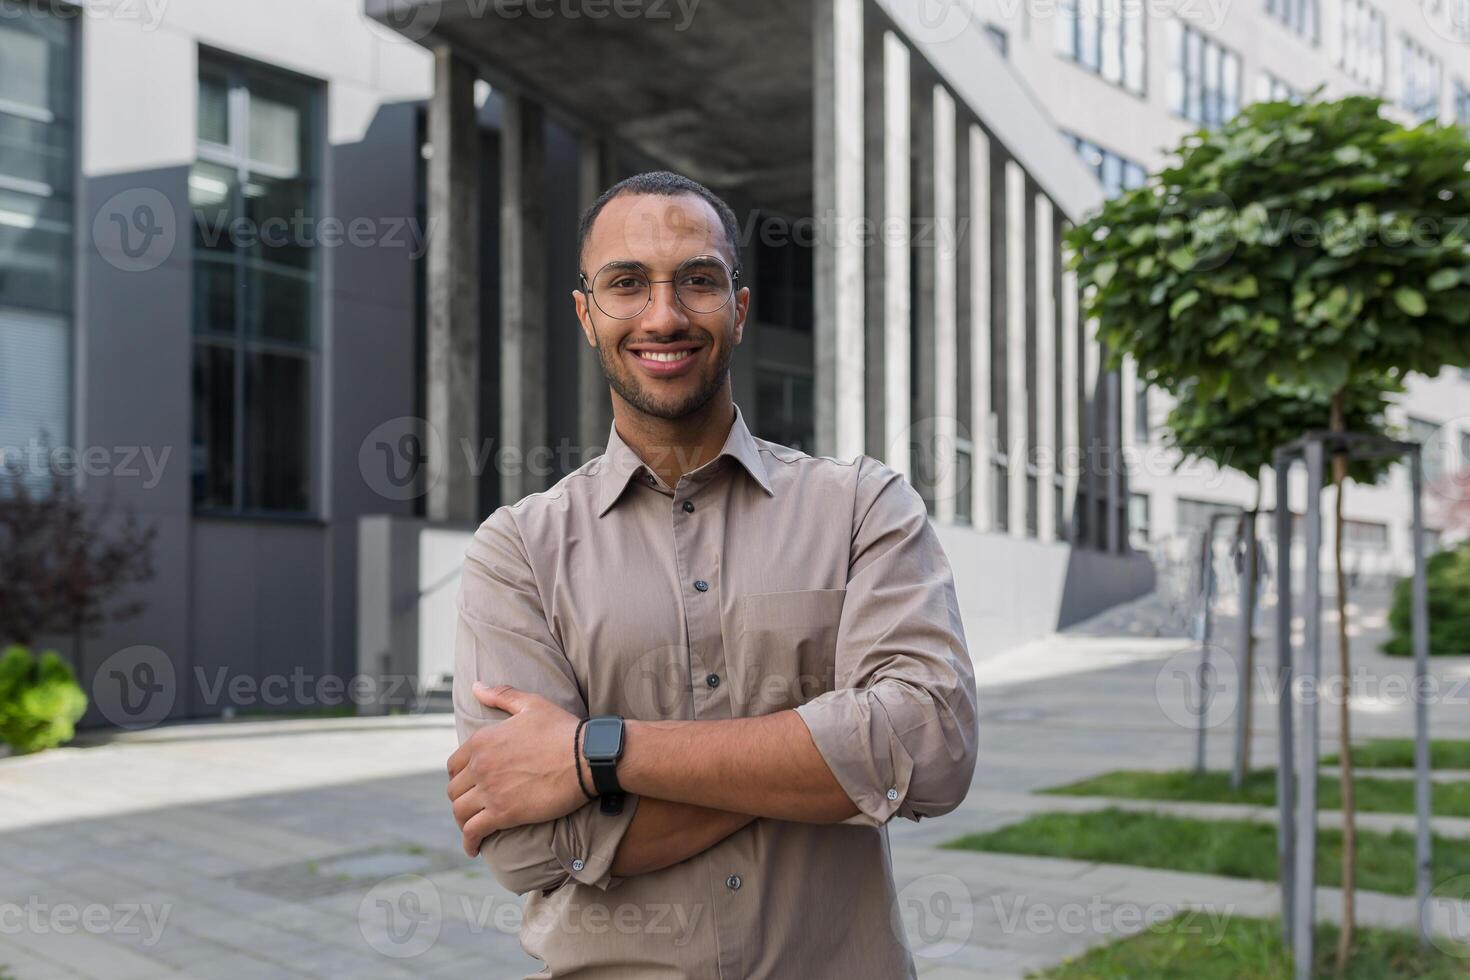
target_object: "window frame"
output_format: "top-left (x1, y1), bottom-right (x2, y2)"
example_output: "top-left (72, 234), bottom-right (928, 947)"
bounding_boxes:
top-left (0, 0), bottom-right (78, 471)
top-left (1055, 0), bottom-right (1147, 97)
top-left (191, 49), bottom-right (324, 520)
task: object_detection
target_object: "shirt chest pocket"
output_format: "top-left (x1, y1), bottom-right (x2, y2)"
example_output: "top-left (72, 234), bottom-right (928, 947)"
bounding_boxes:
top-left (732, 588), bottom-right (846, 715)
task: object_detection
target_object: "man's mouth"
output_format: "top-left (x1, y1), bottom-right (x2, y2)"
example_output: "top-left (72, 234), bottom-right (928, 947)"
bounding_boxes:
top-left (627, 344), bottom-right (704, 376)
top-left (634, 350), bottom-right (696, 364)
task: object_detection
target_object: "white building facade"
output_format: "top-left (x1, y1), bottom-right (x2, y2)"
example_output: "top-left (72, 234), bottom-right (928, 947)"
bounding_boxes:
top-left (979, 0), bottom-right (1470, 579)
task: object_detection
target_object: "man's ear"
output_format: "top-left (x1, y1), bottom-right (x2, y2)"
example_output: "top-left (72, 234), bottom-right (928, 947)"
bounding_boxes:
top-left (573, 289), bottom-right (597, 347)
top-left (732, 285), bottom-right (750, 346)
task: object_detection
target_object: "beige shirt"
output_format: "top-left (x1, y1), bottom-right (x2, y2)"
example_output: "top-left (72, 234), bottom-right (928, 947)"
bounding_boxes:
top-left (453, 403), bottom-right (979, 979)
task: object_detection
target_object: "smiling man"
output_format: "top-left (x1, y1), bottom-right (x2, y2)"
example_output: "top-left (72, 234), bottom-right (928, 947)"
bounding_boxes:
top-left (447, 170), bottom-right (979, 978)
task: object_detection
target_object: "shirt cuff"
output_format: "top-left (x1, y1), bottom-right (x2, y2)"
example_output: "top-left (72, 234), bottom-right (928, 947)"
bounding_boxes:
top-left (550, 793), bottom-right (642, 890)
top-left (794, 692), bottom-right (917, 827)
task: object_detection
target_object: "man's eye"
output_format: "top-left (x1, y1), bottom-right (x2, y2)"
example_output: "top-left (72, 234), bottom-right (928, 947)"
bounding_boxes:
top-left (609, 277), bottom-right (645, 290)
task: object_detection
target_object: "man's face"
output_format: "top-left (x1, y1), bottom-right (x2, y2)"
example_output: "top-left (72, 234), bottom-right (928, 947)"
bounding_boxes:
top-left (574, 192), bottom-right (749, 421)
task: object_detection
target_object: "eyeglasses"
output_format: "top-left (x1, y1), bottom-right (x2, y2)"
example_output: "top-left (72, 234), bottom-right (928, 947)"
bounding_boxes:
top-left (580, 255), bottom-right (739, 320)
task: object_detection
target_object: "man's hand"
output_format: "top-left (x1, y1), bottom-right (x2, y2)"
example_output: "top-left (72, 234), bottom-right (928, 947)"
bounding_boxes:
top-left (446, 684), bottom-right (586, 857)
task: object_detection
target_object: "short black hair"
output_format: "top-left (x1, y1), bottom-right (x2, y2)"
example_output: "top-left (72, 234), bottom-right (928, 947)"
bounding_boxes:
top-left (576, 170), bottom-right (741, 274)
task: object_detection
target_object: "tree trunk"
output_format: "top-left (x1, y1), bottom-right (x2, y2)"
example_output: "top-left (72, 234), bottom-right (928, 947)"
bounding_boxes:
top-left (1331, 391), bottom-right (1356, 973)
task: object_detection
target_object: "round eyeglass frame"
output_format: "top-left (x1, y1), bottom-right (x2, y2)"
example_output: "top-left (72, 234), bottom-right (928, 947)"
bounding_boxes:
top-left (579, 255), bottom-right (741, 320)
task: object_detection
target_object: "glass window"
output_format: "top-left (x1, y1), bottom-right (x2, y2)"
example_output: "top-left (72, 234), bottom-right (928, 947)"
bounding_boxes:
top-left (983, 23), bottom-right (1008, 57)
top-left (754, 366), bottom-right (813, 453)
top-left (752, 213), bottom-right (810, 333)
top-left (1340, 0), bottom-right (1385, 91)
top-left (1134, 378), bottom-right (1150, 444)
top-left (1257, 72), bottom-right (1302, 104)
top-left (1457, 80), bottom-right (1470, 124)
top-left (1342, 519), bottom-right (1388, 550)
top-left (1176, 496), bottom-right (1243, 539)
top-left (0, 1), bottom-right (73, 470)
top-left (1264, 0), bottom-right (1318, 43)
top-left (1169, 23), bottom-right (1240, 127)
top-left (1056, 0), bottom-right (1145, 95)
top-left (192, 53), bottom-right (318, 516)
top-left (1129, 492), bottom-right (1151, 549)
top-left (1400, 35), bottom-right (1442, 122)
top-left (1408, 416), bottom-right (1444, 486)
top-left (1065, 133), bottom-right (1147, 199)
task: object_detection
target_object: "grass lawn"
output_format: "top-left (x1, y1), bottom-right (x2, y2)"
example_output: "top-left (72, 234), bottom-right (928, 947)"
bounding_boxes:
top-left (944, 808), bottom-right (1470, 896)
top-left (1033, 913), bottom-right (1470, 978)
top-left (1042, 768), bottom-right (1470, 817)
top-left (1321, 739), bottom-right (1470, 770)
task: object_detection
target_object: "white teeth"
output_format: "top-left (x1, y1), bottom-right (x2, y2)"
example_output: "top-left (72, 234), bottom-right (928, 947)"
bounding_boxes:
top-left (638, 350), bottom-right (692, 363)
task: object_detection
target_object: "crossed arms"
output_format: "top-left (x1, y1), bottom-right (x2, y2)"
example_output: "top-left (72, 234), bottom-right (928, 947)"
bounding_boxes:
top-left (447, 461), bottom-right (979, 894)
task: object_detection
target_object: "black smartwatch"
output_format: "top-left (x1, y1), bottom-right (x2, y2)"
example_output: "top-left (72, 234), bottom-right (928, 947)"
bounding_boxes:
top-left (581, 715), bottom-right (626, 815)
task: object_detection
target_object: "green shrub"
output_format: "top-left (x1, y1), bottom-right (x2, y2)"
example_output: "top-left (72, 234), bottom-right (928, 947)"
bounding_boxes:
top-left (0, 645), bottom-right (87, 754)
top-left (1383, 542), bottom-right (1470, 656)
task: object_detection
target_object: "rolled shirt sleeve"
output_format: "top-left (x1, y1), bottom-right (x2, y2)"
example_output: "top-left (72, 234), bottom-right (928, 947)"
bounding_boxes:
top-left (453, 508), bottom-right (641, 895)
top-left (793, 457), bottom-right (980, 828)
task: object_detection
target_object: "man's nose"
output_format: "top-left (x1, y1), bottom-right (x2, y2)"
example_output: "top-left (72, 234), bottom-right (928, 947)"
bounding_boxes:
top-left (640, 280), bottom-right (690, 332)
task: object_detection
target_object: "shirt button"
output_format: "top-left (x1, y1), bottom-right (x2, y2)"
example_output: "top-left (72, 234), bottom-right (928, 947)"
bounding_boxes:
top-left (682, 500), bottom-right (695, 513)
top-left (886, 788), bottom-right (899, 801)
top-left (706, 673), bottom-right (720, 689)
top-left (694, 580), bottom-right (709, 592)
top-left (726, 874), bottom-right (742, 891)
top-left (571, 858), bottom-right (585, 872)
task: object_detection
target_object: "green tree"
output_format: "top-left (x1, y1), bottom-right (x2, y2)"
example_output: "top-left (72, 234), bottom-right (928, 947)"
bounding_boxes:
top-left (1163, 379), bottom-right (1398, 782)
top-left (1066, 95), bottom-right (1470, 970)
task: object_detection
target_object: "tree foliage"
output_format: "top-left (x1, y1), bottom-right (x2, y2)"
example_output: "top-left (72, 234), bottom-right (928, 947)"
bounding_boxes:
top-left (1064, 96), bottom-right (1470, 412)
top-left (1162, 377), bottom-right (1401, 486)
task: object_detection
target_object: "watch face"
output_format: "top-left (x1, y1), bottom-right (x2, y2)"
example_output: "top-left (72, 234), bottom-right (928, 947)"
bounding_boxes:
top-left (583, 718), bottom-right (623, 760)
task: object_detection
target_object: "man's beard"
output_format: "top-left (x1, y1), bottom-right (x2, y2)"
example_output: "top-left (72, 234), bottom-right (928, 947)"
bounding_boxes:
top-left (596, 331), bottom-right (734, 421)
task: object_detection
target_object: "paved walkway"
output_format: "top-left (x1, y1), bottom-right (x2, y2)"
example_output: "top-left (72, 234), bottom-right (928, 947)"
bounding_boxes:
top-left (2, 585), bottom-right (1466, 978)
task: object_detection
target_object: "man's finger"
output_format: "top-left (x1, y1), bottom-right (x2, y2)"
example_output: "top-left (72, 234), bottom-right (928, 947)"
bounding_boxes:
top-left (447, 765), bottom-right (478, 803)
top-left (462, 807), bottom-right (501, 857)
top-left (452, 789), bottom-right (484, 831)
top-left (447, 740), bottom-right (470, 779)
top-left (473, 683), bottom-right (528, 714)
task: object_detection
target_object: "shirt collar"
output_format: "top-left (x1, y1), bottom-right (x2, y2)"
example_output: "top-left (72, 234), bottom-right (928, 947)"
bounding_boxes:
top-left (595, 403), bottom-right (774, 517)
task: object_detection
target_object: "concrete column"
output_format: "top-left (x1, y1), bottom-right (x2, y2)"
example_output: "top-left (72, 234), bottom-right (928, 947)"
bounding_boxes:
top-left (862, 19), bottom-right (886, 460)
top-left (1005, 160), bottom-right (1028, 538)
top-left (933, 85), bottom-right (958, 523)
top-left (814, 0), bottom-right (865, 459)
top-left (1034, 193), bottom-right (1056, 543)
top-left (426, 47), bottom-right (480, 523)
top-left (1061, 227), bottom-right (1080, 541)
top-left (500, 93), bottom-right (548, 506)
top-left (968, 125), bottom-right (992, 533)
top-left (882, 32), bottom-right (911, 477)
top-left (577, 136), bottom-right (614, 458)
top-left (910, 71), bottom-right (936, 510)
